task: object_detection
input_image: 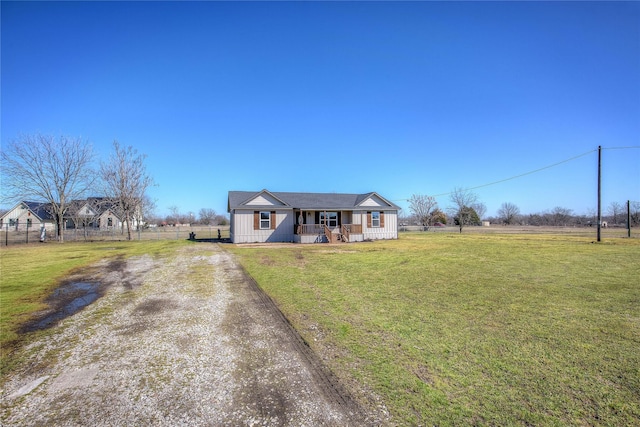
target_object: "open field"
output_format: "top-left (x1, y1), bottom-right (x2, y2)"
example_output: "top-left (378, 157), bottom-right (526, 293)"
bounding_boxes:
top-left (400, 224), bottom-right (639, 239)
top-left (228, 232), bottom-right (640, 425)
top-left (2, 232), bottom-right (638, 425)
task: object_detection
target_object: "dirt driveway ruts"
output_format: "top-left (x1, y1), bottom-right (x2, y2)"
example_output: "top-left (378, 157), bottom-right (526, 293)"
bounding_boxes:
top-left (1, 243), bottom-right (382, 426)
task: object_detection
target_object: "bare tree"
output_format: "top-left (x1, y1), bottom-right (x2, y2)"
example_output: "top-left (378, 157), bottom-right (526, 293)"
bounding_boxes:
top-left (550, 206), bottom-right (573, 226)
top-left (67, 198), bottom-right (101, 240)
top-left (631, 201), bottom-right (640, 226)
top-left (607, 201), bottom-right (623, 225)
top-left (448, 187), bottom-right (479, 233)
top-left (408, 194), bottom-right (438, 229)
top-left (100, 141), bottom-right (153, 240)
top-left (473, 202), bottom-right (487, 221)
top-left (167, 205), bottom-right (185, 225)
top-left (199, 208), bottom-right (217, 225)
top-left (135, 195), bottom-right (156, 230)
top-left (586, 207), bottom-right (597, 226)
top-left (497, 202), bottom-right (521, 225)
top-left (0, 134), bottom-right (94, 241)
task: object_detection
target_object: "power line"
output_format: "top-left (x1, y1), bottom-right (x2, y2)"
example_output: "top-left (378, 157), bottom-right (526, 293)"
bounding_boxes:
top-left (602, 146), bottom-right (640, 150)
top-left (394, 145), bottom-right (639, 203)
top-left (394, 148), bottom-right (599, 202)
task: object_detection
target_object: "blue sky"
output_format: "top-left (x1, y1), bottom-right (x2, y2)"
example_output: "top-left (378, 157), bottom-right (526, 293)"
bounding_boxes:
top-left (2, 1), bottom-right (639, 219)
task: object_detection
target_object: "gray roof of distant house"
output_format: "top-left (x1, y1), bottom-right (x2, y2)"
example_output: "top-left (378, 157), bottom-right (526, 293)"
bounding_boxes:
top-left (23, 201), bottom-right (55, 220)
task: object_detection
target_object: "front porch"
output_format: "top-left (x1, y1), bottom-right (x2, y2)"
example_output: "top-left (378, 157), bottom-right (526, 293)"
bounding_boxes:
top-left (294, 223), bottom-right (364, 243)
top-left (293, 209), bottom-right (364, 243)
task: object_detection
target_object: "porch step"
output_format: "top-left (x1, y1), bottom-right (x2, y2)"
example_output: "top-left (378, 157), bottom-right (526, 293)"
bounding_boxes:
top-left (330, 228), bottom-right (346, 243)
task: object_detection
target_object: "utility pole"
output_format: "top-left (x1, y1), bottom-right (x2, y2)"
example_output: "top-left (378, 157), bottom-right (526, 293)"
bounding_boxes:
top-left (597, 146), bottom-right (602, 242)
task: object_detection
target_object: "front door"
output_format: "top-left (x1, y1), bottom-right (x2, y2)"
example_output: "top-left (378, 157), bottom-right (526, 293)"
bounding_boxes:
top-left (319, 211), bottom-right (339, 228)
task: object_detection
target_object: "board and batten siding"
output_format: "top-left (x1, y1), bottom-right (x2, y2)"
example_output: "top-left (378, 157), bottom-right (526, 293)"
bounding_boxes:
top-left (357, 209), bottom-right (398, 240)
top-left (0, 206), bottom-right (49, 231)
top-left (230, 209), bottom-right (294, 243)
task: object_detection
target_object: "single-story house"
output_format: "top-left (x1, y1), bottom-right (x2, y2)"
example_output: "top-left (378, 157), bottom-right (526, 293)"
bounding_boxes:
top-left (0, 198), bottom-right (140, 232)
top-left (0, 201), bottom-right (56, 231)
top-left (66, 197), bottom-right (133, 230)
top-left (227, 190), bottom-right (400, 243)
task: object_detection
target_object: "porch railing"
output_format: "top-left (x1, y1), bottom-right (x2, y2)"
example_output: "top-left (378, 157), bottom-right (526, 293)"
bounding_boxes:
top-left (324, 225), bottom-right (333, 243)
top-left (295, 224), bottom-right (324, 235)
top-left (295, 223), bottom-right (362, 237)
top-left (341, 224), bottom-right (362, 241)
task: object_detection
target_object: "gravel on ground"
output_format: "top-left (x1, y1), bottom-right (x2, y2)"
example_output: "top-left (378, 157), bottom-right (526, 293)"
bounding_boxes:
top-left (1, 243), bottom-right (387, 426)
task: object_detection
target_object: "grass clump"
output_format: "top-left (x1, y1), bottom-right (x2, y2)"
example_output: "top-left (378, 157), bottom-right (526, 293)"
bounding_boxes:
top-left (228, 233), bottom-right (640, 426)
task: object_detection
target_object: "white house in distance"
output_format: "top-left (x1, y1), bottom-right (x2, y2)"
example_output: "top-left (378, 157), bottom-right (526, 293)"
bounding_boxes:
top-left (0, 201), bottom-right (56, 231)
top-left (0, 198), bottom-right (140, 232)
top-left (227, 189), bottom-right (400, 244)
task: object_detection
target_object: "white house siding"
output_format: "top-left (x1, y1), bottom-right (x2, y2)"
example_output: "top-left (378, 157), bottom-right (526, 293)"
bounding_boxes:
top-left (97, 212), bottom-right (123, 230)
top-left (230, 210), bottom-right (294, 243)
top-left (0, 205), bottom-right (52, 231)
top-left (361, 210), bottom-right (398, 240)
top-left (352, 211), bottom-right (363, 226)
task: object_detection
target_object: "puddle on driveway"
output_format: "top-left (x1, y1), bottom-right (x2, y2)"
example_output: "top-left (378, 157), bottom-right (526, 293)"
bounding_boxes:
top-left (21, 282), bottom-right (103, 332)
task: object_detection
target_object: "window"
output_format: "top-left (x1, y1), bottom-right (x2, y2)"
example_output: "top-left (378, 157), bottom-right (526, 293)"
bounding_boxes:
top-left (253, 211), bottom-right (275, 230)
top-left (108, 217), bottom-right (113, 227)
top-left (320, 212), bottom-right (338, 228)
top-left (371, 211), bottom-right (381, 227)
top-left (9, 219), bottom-right (16, 226)
top-left (260, 211), bottom-right (271, 229)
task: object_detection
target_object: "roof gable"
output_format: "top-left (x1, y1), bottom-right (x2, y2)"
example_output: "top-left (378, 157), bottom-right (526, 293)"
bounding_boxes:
top-left (244, 190), bottom-right (288, 207)
top-left (356, 193), bottom-right (396, 208)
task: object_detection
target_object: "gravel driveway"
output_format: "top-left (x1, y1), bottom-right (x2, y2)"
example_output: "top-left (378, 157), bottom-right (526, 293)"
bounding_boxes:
top-left (1, 243), bottom-right (382, 426)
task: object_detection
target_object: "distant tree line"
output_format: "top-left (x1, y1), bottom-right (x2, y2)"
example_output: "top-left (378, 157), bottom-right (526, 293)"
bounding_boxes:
top-left (149, 206), bottom-right (228, 227)
top-left (405, 191), bottom-right (639, 231)
top-left (407, 188), bottom-right (487, 233)
top-left (487, 201), bottom-right (640, 227)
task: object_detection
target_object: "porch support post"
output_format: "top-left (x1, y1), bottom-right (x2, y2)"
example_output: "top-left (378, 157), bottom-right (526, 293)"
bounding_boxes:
top-left (300, 210), bottom-right (304, 234)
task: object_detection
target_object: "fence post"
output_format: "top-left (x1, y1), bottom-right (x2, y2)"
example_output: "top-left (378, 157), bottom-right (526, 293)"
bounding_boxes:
top-left (26, 221), bottom-right (30, 244)
top-left (628, 200), bottom-right (632, 238)
top-left (5, 222), bottom-right (8, 246)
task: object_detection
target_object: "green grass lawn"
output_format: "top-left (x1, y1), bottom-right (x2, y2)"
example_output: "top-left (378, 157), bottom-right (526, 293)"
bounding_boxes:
top-left (228, 233), bottom-right (640, 426)
top-left (0, 240), bottom-right (188, 374)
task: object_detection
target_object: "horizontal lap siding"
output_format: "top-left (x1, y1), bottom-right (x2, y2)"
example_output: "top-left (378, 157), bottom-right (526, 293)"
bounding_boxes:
top-left (231, 210), bottom-right (294, 243)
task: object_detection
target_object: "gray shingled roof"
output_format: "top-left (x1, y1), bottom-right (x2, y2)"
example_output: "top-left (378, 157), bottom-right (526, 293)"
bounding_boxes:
top-left (23, 201), bottom-right (55, 220)
top-left (8, 199), bottom-right (125, 221)
top-left (228, 190), bottom-right (399, 211)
